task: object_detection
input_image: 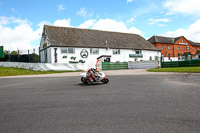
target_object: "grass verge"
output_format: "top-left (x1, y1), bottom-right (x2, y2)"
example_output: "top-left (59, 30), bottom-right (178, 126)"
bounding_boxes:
top-left (0, 67), bottom-right (80, 77)
top-left (147, 66), bottom-right (200, 73)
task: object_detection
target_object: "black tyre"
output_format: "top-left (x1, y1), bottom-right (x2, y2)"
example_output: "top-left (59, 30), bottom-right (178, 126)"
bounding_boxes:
top-left (103, 78), bottom-right (109, 84)
top-left (81, 77), bottom-right (88, 84)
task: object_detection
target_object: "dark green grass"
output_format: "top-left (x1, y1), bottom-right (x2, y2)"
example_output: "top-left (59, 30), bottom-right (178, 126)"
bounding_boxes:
top-left (0, 67), bottom-right (80, 77)
top-left (147, 66), bottom-right (200, 73)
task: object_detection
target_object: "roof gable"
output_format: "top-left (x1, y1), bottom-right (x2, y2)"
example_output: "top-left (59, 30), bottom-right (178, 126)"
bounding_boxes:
top-left (43, 25), bottom-right (160, 51)
top-left (174, 36), bottom-right (190, 45)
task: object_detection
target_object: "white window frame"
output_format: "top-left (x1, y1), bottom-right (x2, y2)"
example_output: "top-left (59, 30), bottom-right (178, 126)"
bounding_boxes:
top-left (113, 49), bottom-right (120, 55)
top-left (161, 45), bottom-right (164, 49)
top-left (61, 48), bottom-right (75, 54)
top-left (187, 46), bottom-right (190, 51)
top-left (90, 48), bottom-right (99, 54)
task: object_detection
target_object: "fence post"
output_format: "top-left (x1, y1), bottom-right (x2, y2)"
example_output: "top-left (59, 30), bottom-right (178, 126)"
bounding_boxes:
top-left (18, 50), bottom-right (19, 62)
top-left (28, 50), bottom-right (30, 63)
top-left (160, 56), bottom-right (163, 68)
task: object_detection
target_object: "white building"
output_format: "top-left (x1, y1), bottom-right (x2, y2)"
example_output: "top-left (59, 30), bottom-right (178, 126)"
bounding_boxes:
top-left (40, 25), bottom-right (160, 69)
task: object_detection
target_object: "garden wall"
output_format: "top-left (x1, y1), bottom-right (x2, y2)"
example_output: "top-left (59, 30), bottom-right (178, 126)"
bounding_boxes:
top-left (0, 62), bottom-right (96, 71)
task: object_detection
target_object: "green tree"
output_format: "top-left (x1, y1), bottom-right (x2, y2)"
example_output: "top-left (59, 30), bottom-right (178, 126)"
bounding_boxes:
top-left (11, 51), bottom-right (18, 55)
top-left (33, 53), bottom-right (39, 62)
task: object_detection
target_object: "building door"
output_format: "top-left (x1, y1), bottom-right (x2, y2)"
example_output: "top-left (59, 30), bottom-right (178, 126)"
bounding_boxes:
top-left (104, 57), bottom-right (110, 62)
top-left (54, 48), bottom-right (57, 63)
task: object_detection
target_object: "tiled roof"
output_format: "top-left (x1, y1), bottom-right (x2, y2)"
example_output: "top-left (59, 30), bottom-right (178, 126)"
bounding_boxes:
top-left (44, 25), bottom-right (160, 51)
top-left (148, 36), bottom-right (175, 44)
top-left (148, 35), bottom-right (200, 47)
top-left (188, 40), bottom-right (200, 47)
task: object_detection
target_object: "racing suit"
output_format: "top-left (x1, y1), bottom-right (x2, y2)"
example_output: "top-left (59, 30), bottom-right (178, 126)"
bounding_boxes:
top-left (86, 68), bottom-right (96, 82)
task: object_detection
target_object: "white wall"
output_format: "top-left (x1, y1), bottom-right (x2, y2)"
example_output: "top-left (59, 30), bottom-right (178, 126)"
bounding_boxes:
top-left (0, 62), bottom-right (91, 71)
top-left (163, 57), bottom-right (178, 62)
top-left (42, 47), bottom-right (161, 65)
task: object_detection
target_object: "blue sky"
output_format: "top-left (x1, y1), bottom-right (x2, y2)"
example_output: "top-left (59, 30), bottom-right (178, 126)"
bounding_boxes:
top-left (0, 0), bottom-right (200, 51)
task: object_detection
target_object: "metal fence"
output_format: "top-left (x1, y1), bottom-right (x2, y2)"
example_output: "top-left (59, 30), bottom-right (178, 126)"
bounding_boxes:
top-left (0, 48), bottom-right (39, 63)
top-left (0, 54), bottom-right (39, 63)
top-left (161, 60), bottom-right (200, 68)
top-left (128, 61), bottom-right (159, 69)
top-left (102, 62), bottom-right (128, 70)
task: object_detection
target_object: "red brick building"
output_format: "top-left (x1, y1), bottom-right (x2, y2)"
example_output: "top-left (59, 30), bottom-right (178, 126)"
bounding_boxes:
top-left (148, 36), bottom-right (200, 61)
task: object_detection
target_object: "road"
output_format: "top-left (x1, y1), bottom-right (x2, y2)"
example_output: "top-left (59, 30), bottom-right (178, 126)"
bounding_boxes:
top-left (0, 72), bottom-right (200, 133)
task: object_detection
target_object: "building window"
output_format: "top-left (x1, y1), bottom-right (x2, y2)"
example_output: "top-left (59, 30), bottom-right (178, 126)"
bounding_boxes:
top-left (90, 48), bottom-right (99, 54)
top-left (149, 56), bottom-right (152, 60)
top-left (113, 49), bottom-right (120, 54)
top-left (161, 45), bottom-right (164, 49)
top-left (61, 48), bottom-right (75, 54)
top-left (155, 56), bottom-right (159, 60)
top-left (61, 48), bottom-right (68, 53)
top-left (195, 48), bottom-right (197, 51)
top-left (168, 46), bottom-right (170, 50)
top-left (68, 48), bottom-right (75, 53)
top-left (182, 40), bottom-right (184, 43)
top-left (187, 46), bottom-right (190, 51)
top-left (177, 47), bottom-right (180, 50)
top-left (135, 50), bottom-right (141, 54)
top-left (168, 54), bottom-right (171, 60)
top-left (183, 47), bottom-right (185, 51)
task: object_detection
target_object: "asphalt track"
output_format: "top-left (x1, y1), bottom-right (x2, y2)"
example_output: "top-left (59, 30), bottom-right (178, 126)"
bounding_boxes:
top-left (0, 70), bottom-right (200, 133)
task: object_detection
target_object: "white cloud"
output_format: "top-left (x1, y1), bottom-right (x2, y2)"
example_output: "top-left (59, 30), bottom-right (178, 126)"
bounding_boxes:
top-left (0, 16), bottom-right (29, 25)
top-left (127, 17), bottom-right (136, 23)
top-left (0, 17), bottom-right (144, 52)
top-left (0, 16), bottom-right (43, 51)
top-left (77, 8), bottom-right (93, 17)
top-left (91, 19), bottom-right (143, 36)
top-left (0, 16), bottom-right (11, 25)
top-left (78, 19), bottom-right (96, 29)
top-left (77, 19), bottom-right (143, 35)
top-left (58, 4), bottom-right (65, 11)
top-left (148, 18), bottom-right (170, 25)
top-left (127, 0), bottom-right (133, 3)
top-left (157, 24), bottom-right (166, 27)
top-left (164, 0), bottom-right (200, 16)
top-left (53, 19), bottom-right (72, 27)
top-left (162, 19), bottom-right (200, 42)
